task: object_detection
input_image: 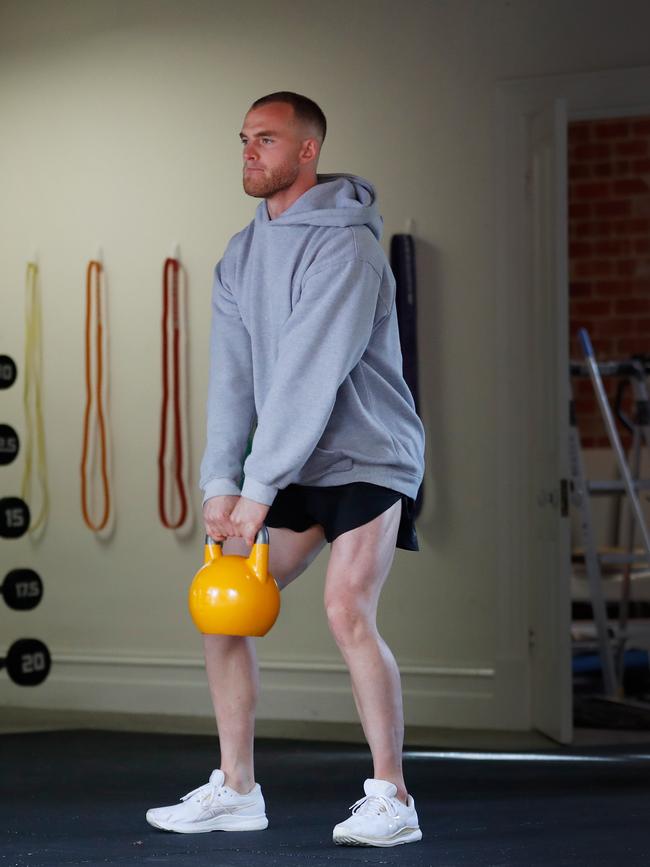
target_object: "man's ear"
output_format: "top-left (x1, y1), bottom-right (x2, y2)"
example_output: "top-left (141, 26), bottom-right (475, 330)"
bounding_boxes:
top-left (299, 138), bottom-right (319, 164)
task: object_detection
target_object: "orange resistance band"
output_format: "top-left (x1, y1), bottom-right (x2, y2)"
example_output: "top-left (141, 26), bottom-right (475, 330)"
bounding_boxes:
top-left (80, 260), bottom-right (111, 532)
top-left (158, 257), bottom-right (188, 529)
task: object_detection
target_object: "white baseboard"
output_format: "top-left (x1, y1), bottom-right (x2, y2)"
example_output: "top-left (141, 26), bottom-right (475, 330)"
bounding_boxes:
top-left (0, 650), bottom-right (528, 731)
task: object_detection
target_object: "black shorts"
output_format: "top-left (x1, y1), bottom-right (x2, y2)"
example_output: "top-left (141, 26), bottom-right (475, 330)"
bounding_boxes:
top-left (265, 482), bottom-right (419, 551)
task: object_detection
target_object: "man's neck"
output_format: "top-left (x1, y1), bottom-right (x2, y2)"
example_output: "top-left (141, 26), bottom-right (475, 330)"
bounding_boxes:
top-left (266, 175), bottom-right (318, 220)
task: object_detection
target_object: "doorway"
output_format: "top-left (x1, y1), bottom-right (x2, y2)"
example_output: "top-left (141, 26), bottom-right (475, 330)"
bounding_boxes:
top-left (496, 66), bottom-right (650, 744)
top-left (568, 113), bottom-right (650, 720)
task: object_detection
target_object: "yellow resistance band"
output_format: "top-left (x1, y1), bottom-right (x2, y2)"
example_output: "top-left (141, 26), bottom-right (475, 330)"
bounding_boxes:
top-left (21, 261), bottom-right (49, 535)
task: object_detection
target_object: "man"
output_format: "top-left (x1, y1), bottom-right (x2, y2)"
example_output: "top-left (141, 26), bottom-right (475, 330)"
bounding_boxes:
top-left (146, 92), bottom-right (425, 847)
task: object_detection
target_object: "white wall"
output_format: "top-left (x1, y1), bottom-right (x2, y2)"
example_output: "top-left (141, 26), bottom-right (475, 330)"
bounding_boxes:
top-left (1, 0), bottom-right (649, 730)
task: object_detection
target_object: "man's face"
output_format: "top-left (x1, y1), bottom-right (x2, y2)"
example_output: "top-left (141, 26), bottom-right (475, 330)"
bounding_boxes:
top-left (239, 102), bottom-right (309, 198)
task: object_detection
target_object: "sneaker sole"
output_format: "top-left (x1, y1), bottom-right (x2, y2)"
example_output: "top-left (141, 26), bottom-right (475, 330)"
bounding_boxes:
top-left (146, 812), bottom-right (268, 833)
top-left (333, 826), bottom-right (422, 847)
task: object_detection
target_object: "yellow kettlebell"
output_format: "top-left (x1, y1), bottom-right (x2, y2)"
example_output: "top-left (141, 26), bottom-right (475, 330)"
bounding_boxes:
top-left (188, 526), bottom-right (280, 636)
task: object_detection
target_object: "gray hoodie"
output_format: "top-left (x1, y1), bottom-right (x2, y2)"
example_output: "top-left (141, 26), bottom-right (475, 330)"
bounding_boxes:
top-left (199, 173), bottom-right (425, 506)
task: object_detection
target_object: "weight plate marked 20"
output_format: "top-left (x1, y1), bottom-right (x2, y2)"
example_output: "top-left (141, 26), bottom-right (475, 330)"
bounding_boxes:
top-left (2, 638), bottom-right (51, 686)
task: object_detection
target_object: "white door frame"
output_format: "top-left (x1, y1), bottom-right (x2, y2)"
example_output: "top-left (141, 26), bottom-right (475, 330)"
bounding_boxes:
top-left (494, 66), bottom-right (650, 737)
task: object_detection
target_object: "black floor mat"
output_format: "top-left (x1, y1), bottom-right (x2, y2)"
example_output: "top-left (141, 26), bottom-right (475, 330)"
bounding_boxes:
top-left (2, 729), bottom-right (650, 866)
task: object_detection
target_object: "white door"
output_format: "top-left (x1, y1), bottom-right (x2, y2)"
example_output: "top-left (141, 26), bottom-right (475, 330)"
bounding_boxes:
top-left (527, 99), bottom-right (572, 743)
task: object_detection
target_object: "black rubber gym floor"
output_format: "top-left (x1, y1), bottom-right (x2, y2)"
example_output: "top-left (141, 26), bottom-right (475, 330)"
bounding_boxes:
top-left (1, 729), bottom-right (649, 867)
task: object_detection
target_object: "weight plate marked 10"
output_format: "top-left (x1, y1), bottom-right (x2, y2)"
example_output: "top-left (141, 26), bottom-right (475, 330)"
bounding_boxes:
top-left (0, 424), bottom-right (20, 465)
top-left (0, 497), bottom-right (31, 538)
top-left (2, 638), bottom-right (51, 686)
top-left (1, 569), bottom-right (43, 610)
top-left (0, 355), bottom-right (17, 390)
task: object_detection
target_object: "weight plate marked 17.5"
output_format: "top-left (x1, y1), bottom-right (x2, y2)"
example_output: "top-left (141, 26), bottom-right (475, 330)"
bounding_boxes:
top-left (1, 569), bottom-right (43, 610)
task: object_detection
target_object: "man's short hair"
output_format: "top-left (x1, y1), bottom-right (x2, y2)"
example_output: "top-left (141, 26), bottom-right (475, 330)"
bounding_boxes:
top-left (250, 91), bottom-right (327, 144)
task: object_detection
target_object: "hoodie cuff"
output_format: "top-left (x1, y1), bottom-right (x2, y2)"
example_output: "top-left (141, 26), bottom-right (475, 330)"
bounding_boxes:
top-left (241, 476), bottom-right (278, 506)
top-left (202, 477), bottom-right (242, 505)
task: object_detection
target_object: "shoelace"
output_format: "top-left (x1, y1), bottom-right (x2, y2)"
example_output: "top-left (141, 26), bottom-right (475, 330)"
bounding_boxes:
top-left (349, 794), bottom-right (399, 818)
top-left (180, 780), bottom-right (222, 806)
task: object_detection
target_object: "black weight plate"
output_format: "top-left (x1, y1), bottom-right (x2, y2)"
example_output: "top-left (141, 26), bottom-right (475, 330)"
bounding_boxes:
top-left (0, 355), bottom-right (17, 390)
top-left (0, 497), bottom-right (30, 538)
top-left (0, 424), bottom-right (20, 465)
top-left (2, 569), bottom-right (43, 610)
top-left (5, 638), bottom-right (51, 686)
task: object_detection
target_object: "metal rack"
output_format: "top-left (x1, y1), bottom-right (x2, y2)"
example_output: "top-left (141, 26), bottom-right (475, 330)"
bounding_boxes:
top-left (569, 332), bottom-right (650, 701)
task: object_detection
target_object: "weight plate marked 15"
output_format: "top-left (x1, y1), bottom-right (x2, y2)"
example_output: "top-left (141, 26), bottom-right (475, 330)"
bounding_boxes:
top-left (0, 497), bottom-right (30, 538)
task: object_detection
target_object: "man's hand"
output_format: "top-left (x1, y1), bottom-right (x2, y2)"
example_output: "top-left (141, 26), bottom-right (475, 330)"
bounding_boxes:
top-left (203, 494), bottom-right (270, 548)
top-left (228, 496), bottom-right (270, 548)
top-left (203, 494), bottom-right (240, 542)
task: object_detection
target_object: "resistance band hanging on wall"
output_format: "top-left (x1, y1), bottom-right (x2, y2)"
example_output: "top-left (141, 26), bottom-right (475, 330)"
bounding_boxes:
top-left (158, 249), bottom-right (191, 530)
top-left (80, 254), bottom-right (113, 534)
top-left (21, 258), bottom-right (49, 536)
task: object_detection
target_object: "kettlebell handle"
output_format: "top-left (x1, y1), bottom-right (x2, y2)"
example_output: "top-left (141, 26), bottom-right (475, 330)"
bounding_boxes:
top-left (205, 525), bottom-right (269, 548)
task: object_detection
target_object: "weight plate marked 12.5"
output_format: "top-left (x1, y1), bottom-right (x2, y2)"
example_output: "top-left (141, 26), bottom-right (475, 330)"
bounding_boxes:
top-left (0, 424), bottom-right (20, 465)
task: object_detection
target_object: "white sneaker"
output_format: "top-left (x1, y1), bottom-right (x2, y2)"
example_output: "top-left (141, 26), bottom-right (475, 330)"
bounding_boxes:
top-left (146, 769), bottom-right (268, 833)
top-left (332, 778), bottom-right (422, 847)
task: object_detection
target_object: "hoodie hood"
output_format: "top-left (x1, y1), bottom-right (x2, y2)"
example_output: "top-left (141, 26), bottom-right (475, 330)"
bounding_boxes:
top-left (255, 173), bottom-right (383, 241)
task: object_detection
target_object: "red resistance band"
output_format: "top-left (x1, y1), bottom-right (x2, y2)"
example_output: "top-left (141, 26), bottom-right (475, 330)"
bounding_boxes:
top-left (158, 257), bottom-right (188, 529)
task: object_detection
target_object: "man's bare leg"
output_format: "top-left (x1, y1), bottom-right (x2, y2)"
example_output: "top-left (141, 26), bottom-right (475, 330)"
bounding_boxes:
top-left (323, 500), bottom-right (408, 802)
top-left (203, 524), bottom-right (326, 794)
top-left (203, 630), bottom-right (258, 795)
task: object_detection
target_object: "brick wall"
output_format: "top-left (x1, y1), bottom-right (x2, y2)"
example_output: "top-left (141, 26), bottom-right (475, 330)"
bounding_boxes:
top-left (569, 116), bottom-right (650, 448)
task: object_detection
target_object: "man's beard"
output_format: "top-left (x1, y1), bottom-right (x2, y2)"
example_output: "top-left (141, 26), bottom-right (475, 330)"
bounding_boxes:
top-left (243, 161), bottom-right (300, 198)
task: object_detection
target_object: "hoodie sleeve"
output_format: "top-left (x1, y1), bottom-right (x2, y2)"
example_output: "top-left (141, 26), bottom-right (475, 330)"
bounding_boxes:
top-left (199, 257), bottom-right (257, 502)
top-left (240, 256), bottom-right (387, 505)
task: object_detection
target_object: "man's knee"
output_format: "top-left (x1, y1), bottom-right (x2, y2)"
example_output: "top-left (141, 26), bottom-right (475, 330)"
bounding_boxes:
top-left (324, 593), bottom-right (375, 648)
